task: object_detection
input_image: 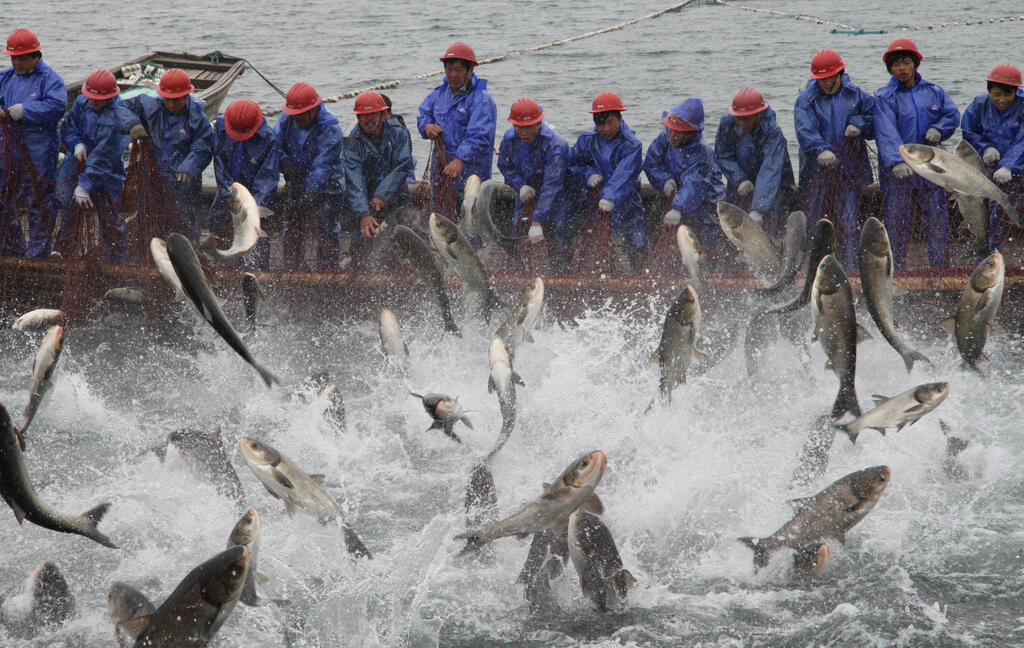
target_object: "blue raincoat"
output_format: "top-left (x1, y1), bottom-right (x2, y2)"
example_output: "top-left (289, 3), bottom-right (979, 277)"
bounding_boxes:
top-left (61, 94), bottom-right (134, 198)
top-left (569, 119), bottom-right (645, 242)
top-left (961, 89), bottom-right (1024, 171)
top-left (417, 73), bottom-right (497, 182)
top-left (793, 74), bottom-right (875, 188)
top-left (344, 117), bottom-right (413, 218)
top-left (497, 121), bottom-right (575, 244)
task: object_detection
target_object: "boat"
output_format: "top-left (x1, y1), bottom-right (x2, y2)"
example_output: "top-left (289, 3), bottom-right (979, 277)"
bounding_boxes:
top-left (64, 51), bottom-right (246, 121)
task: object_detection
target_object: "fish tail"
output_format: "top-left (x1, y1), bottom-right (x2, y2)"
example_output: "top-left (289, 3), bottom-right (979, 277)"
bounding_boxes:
top-left (455, 530), bottom-right (484, 557)
top-left (83, 503), bottom-right (118, 549)
top-left (902, 349), bottom-right (932, 373)
top-left (341, 523), bottom-right (372, 560)
top-left (737, 537), bottom-right (770, 569)
top-left (254, 363), bottom-right (278, 388)
top-left (831, 383), bottom-right (861, 419)
top-left (834, 421), bottom-right (859, 445)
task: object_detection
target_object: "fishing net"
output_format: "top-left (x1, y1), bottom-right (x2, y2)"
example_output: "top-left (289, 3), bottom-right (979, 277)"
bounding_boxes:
top-left (422, 138), bottom-right (459, 221)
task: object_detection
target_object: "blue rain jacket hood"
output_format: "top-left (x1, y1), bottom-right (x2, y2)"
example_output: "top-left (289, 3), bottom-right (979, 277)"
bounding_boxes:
top-left (961, 89), bottom-right (1024, 172)
top-left (0, 58), bottom-right (66, 178)
top-left (123, 93), bottom-right (213, 181)
top-left (275, 103), bottom-right (345, 194)
top-left (874, 73), bottom-right (960, 169)
top-left (664, 97), bottom-right (705, 132)
top-left (417, 73), bottom-right (497, 180)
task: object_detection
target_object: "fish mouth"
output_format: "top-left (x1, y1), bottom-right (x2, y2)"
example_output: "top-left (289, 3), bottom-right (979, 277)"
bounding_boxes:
top-left (573, 450), bottom-right (607, 488)
top-left (899, 143), bottom-right (932, 162)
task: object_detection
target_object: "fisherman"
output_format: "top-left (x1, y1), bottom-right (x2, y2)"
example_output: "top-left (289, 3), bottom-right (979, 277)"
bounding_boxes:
top-left (569, 91), bottom-right (646, 270)
top-left (208, 98), bottom-right (279, 269)
top-left (643, 97), bottom-right (725, 255)
top-left (55, 69), bottom-right (134, 263)
top-left (379, 93), bottom-right (417, 185)
top-left (343, 90), bottom-right (414, 266)
top-left (960, 63), bottom-right (1024, 252)
top-left (417, 42), bottom-right (497, 218)
top-left (0, 28), bottom-right (66, 257)
top-left (714, 87), bottom-right (796, 237)
top-left (874, 38), bottom-right (960, 268)
top-left (122, 68), bottom-right (213, 241)
top-left (275, 82), bottom-right (344, 270)
top-left (794, 49), bottom-right (875, 269)
top-left (497, 97), bottom-right (576, 273)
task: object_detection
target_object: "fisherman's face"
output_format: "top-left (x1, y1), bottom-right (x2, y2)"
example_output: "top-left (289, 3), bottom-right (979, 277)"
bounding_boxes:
top-left (294, 105), bottom-right (318, 128)
top-left (358, 111), bottom-right (384, 137)
top-left (990, 86), bottom-right (1017, 112)
top-left (515, 122), bottom-right (541, 144)
top-left (889, 56), bottom-right (917, 86)
top-left (817, 72), bottom-right (842, 95)
top-left (735, 113), bottom-right (761, 133)
top-left (667, 128), bottom-right (695, 147)
top-left (11, 54), bottom-right (37, 75)
top-left (444, 60), bottom-right (471, 91)
top-left (162, 96), bottom-right (187, 115)
top-left (88, 98), bottom-right (109, 111)
top-left (595, 114), bottom-right (622, 141)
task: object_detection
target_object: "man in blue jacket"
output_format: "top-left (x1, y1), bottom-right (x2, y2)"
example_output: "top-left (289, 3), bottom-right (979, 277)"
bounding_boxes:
top-left (644, 97), bottom-right (725, 252)
top-left (56, 69), bottom-right (133, 263)
top-left (570, 91), bottom-right (646, 271)
top-left (417, 42), bottom-right (497, 218)
top-left (875, 38), bottom-right (960, 268)
top-left (714, 87), bottom-right (795, 238)
top-left (208, 98), bottom-right (279, 269)
top-left (344, 91), bottom-right (414, 266)
top-left (497, 97), bottom-right (575, 271)
top-left (960, 63), bottom-right (1024, 253)
top-left (794, 49), bottom-right (874, 269)
top-left (0, 28), bottom-right (66, 257)
top-left (276, 82), bottom-right (345, 270)
top-left (122, 68), bottom-right (213, 241)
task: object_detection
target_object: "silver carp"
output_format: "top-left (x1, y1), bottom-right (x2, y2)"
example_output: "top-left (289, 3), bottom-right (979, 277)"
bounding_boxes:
top-left (158, 427), bottom-right (246, 506)
top-left (858, 217), bottom-right (930, 373)
top-left (226, 508), bottom-right (268, 607)
top-left (900, 143), bottom-right (1019, 224)
top-left (837, 382), bottom-right (950, 444)
top-left (392, 225), bottom-right (461, 335)
top-left (757, 210), bottom-right (807, 296)
top-left (21, 324), bottom-right (63, 439)
top-left (952, 140), bottom-right (992, 258)
top-left (487, 337), bottom-right (523, 442)
top-left (150, 237), bottom-right (185, 300)
top-left (238, 438), bottom-right (371, 558)
top-left (429, 212), bottom-right (502, 321)
top-left (717, 201), bottom-right (781, 284)
top-left (104, 287), bottom-right (147, 305)
top-left (940, 251), bottom-right (1005, 370)
top-left (656, 284), bottom-right (700, 402)
top-left (567, 509), bottom-right (636, 612)
top-left (12, 308), bottom-right (63, 332)
top-left (465, 179), bottom-right (526, 266)
top-left (379, 309), bottom-right (410, 374)
top-left (409, 391), bottom-right (473, 443)
top-left (494, 277), bottom-right (544, 360)
top-left (811, 255), bottom-right (861, 419)
top-left (0, 561), bottom-right (76, 632)
top-left (764, 217), bottom-right (837, 315)
top-left (739, 465), bottom-right (890, 568)
top-left (107, 581), bottom-right (155, 648)
top-left (204, 182), bottom-right (268, 259)
top-left (464, 463), bottom-right (499, 543)
top-left (675, 224), bottom-right (705, 293)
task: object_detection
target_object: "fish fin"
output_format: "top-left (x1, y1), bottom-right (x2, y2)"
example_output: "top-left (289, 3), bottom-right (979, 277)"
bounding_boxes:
top-left (582, 494), bottom-right (604, 515)
top-left (836, 422), bottom-right (859, 445)
top-left (855, 325), bottom-right (873, 343)
top-left (253, 363), bottom-right (278, 388)
top-left (284, 501), bottom-right (298, 517)
top-left (619, 569), bottom-right (638, 590)
top-left (836, 531), bottom-right (847, 545)
top-left (82, 503), bottom-right (117, 548)
top-left (460, 415), bottom-right (474, 430)
top-left (341, 523), bottom-right (372, 559)
top-left (256, 227), bottom-right (269, 238)
top-left (648, 348), bottom-right (660, 364)
top-left (515, 531), bottom-right (531, 539)
top-left (692, 346), bottom-right (706, 360)
top-left (14, 426), bottom-right (25, 451)
top-left (309, 474), bottom-right (326, 486)
top-left (871, 426), bottom-right (888, 436)
top-left (409, 391), bottom-right (423, 401)
top-left (891, 283), bottom-right (909, 298)
top-left (10, 499), bottom-right (26, 524)
top-left (456, 530), bottom-right (483, 556)
top-left (116, 616), bottom-right (151, 642)
top-left (787, 497), bottom-right (816, 514)
top-left (988, 321), bottom-right (1007, 335)
top-left (487, 376), bottom-right (495, 393)
top-left (938, 317), bottom-right (956, 335)
top-left (512, 371), bottom-right (525, 387)
top-left (824, 359), bottom-right (832, 371)
top-left (871, 394), bottom-right (891, 407)
top-left (84, 502), bottom-right (111, 525)
top-left (737, 537), bottom-right (770, 569)
top-left (903, 349), bottom-right (931, 373)
top-left (256, 571), bottom-right (270, 585)
top-left (258, 207), bottom-right (274, 218)
top-left (427, 420), bottom-right (442, 433)
top-left (273, 471), bottom-right (295, 490)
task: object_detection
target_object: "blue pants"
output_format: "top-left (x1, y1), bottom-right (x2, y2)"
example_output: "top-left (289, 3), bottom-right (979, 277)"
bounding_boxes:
top-left (800, 169), bottom-right (863, 271)
top-left (880, 171), bottom-right (948, 268)
top-left (1, 165), bottom-right (57, 258)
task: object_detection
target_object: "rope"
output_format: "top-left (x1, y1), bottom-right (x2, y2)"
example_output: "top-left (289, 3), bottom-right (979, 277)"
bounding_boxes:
top-left (901, 16), bottom-right (1024, 30)
top-left (257, 0), bottom-right (700, 116)
top-left (712, 0), bottom-right (859, 30)
top-left (205, 51), bottom-right (288, 99)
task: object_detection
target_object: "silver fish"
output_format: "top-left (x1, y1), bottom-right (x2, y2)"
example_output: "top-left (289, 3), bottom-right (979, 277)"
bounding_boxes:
top-left (764, 218), bottom-right (837, 315)
top-left (757, 210), bottom-right (807, 296)
top-left (429, 212), bottom-right (502, 321)
top-left (465, 179), bottom-right (525, 266)
top-left (379, 309), bottom-right (410, 374)
top-left (392, 225), bottom-right (461, 335)
top-left (204, 182), bottom-right (269, 259)
top-left (12, 308), bottom-right (63, 332)
top-left (811, 255), bottom-right (862, 419)
top-left (900, 143), bottom-right (1019, 224)
top-left (487, 338), bottom-right (524, 456)
top-left (940, 251), bottom-right (1005, 370)
top-left (739, 465), bottom-right (891, 568)
top-left (157, 427), bottom-right (246, 506)
top-left (226, 508), bottom-right (270, 607)
top-left (104, 287), bottom-right (147, 305)
top-left (494, 277), bottom-right (544, 360)
top-left (567, 509), bottom-right (636, 612)
top-left (150, 237), bottom-right (185, 300)
top-left (717, 201), bottom-right (781, 284)
top-left (675, 224), bottom-right (704, 294)
top-left (409, 391), bottom-right (473, 443)
top-left (837, 382), bottom-right (950, 444)
top-left (952, 140), bottom-right (991, 258)
top-left (21, 324), bottom-right (63, 439)
top-left (464, 463), bottom-right (499, 544)
top-left (656, 285), bottom-right (700, 402)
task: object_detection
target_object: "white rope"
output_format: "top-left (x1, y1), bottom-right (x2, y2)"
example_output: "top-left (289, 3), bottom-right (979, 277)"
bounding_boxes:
top-left (712, 0), bottom-right (858, 30)
top-left (903, 16), bottom-right (1024, 30)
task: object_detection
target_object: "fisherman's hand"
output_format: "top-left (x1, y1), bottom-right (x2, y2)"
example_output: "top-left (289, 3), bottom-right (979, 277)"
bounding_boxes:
top-left (817, 149), bottom-right (836, 167)
top-left (663, 179), bottom-right (677, 197)
top-left (175, 171), bottom-right (190, 185)
top-left (844, 124), bottom-right (861, 138)
top-left (519, 185), bottom-right (536, 202)
top-left (748, 210), bottom-right (764, 224)
top-left (6, 104), bottom-right (23, 121)
top-left (424, 123), bottom-right (442, 139)
top-left (598, 198), bottom-right (615, 213)
top-left (924, 127), bottom-right (942, 144)
top-left (361, 214), bottom-right (381, 238)
top-left (443, 158), bottom-right (464, 179)
top-left (663, 209), bottom-right (682, 226)
top-left (737, 179), bottom-right (754, 197)
top-left (130, 124), bottom-right (148, 141)
top-left (74, 143), bottom-right (87, 162)
top-left (528, 223), bottom-right (544, 243)
top-left (73, 185), bottom-right (93, 208)
top-left (587, 173), bottom-right (604, 189)
top-left (983, 147), bottom-right (1001, 165)
top-left (891, 162), bottom-right (912, 180)
top-left (370, 196), bottom-right (386, 212)
top-left (994, 166), bottom-right (1013, 184)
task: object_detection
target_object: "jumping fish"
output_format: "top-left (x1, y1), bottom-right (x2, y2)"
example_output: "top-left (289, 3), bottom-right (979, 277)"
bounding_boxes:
top-left (717, 201), bottom-right (781, 284)
top-left (204, 182), bottom-right (269, 259)
top-left (12, 309), bottom-right (63, 332)
top-left (952, 140), bottom-right (992, 258)
top-left (764, 218), bottom-right (836, 315)
top-left (567, 509), bottom-right (636, 612)
top-left (107, 581), bottom-right (155, 648)
top-left (675, 224), bottom-right (704, 294)
top-left (379, 309), bottom-right (410, 374)
top-left (656, 285), bottom-right (700, 402)
top-left (494, 277), bottom-right (544, 359)
top-left (21, 324), bottom-right (63, 439)
top-left (900, 143), bottom-right (1019, 224)
top-left (429, 212), bottom-right (502, 321)
top-left (757, 210), bottom-right (807, 296)
top-left (940, 251), bottom-right (1005, 370)
top-left (393, 225), bottom-right (461, 335)
top-left (811, 255), bottom-right (862, 419)
top-left (409, 391), bottom-right (473, 443)
top-left (836, 382), bottom-right (950, 444)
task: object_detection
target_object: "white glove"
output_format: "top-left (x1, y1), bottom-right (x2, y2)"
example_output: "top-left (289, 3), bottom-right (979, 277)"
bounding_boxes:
top-left (748, 210), bottom-right (764, 224)
top-left (587, 173), bottom-right (604, 188)
top-left (6, 103), bottom-right (23, 121)
top-left (663, 209), bottom-right (682, 226)
top-left (994, 166), bottom-right (1013, 184)
top-left (817, 149), bottom-right (837, 167)
top-left (73, 185), bottom-right (93, 208)
top-left (892, 162), bottom-right (913, 179)
top-left (528, 224), bottom-right (544, 243)
top-left (519, 185), bottom-right (535, 202)
top-left (662, 179), bottom-right (677, 197)
top-left (598, 198), bottom-right (615, 212)
top-left (844, 124), bottom-right (861, 138)
top-left (983, 147), bottom-right (1001, 165)
top-left (737, 179), bottom-right (754, 197)
top-left (924, 127), bottom-right (942, 144)
top-left (74, 143), bottom-right (87, 162)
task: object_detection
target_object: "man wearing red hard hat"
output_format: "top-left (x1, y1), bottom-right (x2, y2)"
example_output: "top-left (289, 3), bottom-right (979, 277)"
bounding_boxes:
top-left (54, 68), bottom-right (134, 262)
top-left (961, 63), bottom-right (1024, 254)
top-left (0, 28), bottom-right (66, 257)
top-left (122, 68), bottom-right (214, 240)
top-left (208, 98), bottom-right (279, 269)
top-left (275, 82), bottom-right (346, 270)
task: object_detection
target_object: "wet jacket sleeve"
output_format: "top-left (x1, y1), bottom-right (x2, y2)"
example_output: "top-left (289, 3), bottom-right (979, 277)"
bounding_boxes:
top-left (251, 136), bottom-right (280, 207)
top-left (794, 93), bottom-right (831, 156)
top-left (20, 66), bottom-right (66, 127)
top-left (872, 90), bottom-right (903, 169)
top-left (375, 126), bottom-right (413, 201)
top-left (671, 152), bottom-right (709, 214)
top-left (848, 87), bottom-right (875, 140)
top-left (713, 121), bottom-right (745, 187)
top-left (177, 103), bottom-right (214, 178)
top-left (77, 107), bottom-right (131, 194)
top-left (61, 99), bottom-right (85, 153)
top-left (416, 87), bottom-right (439, 138)
top-left (960, 97), bottom-right (991, 155)
top-left (453, 93), bottom-right (497, 165)
top-left (304, 123), bottom-right (344, 193)
top-left (342, 137), bottom-right (370, 216)
top-left (643, 132), bottom-right (673, 193)
top-left (568, 134), bottom-right (599, 182)
top-left (751, 127), bottom-right (787, 213)
top-left (928, 86), bottom-right (961, 141)
top-left (601, 137), bottom-right (642, 206)
top-left (533, 137), bottom-right (569, 225)
top-left (497, 131), bottom-right (525, 191)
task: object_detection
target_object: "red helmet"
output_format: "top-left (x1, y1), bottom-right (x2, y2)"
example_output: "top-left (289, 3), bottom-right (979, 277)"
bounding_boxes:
top-left (810, 49), bottom-right (845, 79)
top-left (224, 99), bottom-right (264, 141)
top-left (508, 97), bottom-right (543, 126)
top-left (883, 38), bottom-right (922, 65)
top-left (590, 91), bottom-right (625, 113)
top-left (3, 28), bottom-right (41, 56)
top-left (282, 82), bottom-right (321, 116)
top-left (353, 91), bottom-right (388, 114)
top-left (440, 42), bottom-right (477, 67)
top-left (81, 69), bottom-right (119, 100)
top-left (157, 68), bottom-right (194, 99)
top-left (729, 87), bottom-right (768, 117)
top-left (662, 112), bottom-right (696, 132)
top-left (987, 63), bottom-right (1022, 88)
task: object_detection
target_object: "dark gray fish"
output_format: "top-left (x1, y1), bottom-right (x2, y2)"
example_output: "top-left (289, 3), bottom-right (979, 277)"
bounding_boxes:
top-left (567, 509), bottom-right (636, 612)
top-left (0, 561), bottom-right (76, 632)
top-left (791, 543), bottom-right (832, 579)
top-left (242, 272), bottom-right (262, 330)
top-left (466, 179), bottom-right (526, 266)
top-left (409, 391), bottom-right (473, 443)
top-left (227, 508), bottom-right (269, 607)
top-left (159, 427), bottom-right (245, 506)
top-left (464, 463), bottom-right (498, 543)
top-left (429, 212), bottom-right (503, 322)
top-left (517, 527), bottom-right (569, 613)
top-left (764, 218), bottom-right (836, 315)
top-left (392, 225), bottom-right (461, 335)
top-left (952, 140), bottom-right (991, 259)
top-left (107, 581), bottom-right (155, 648)
top-left (811, 255), bottom-right (861, 419)
top-left (940, 420), bottom-right (970, 481)
top-left (757, 210), bottom-right (807, 295)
